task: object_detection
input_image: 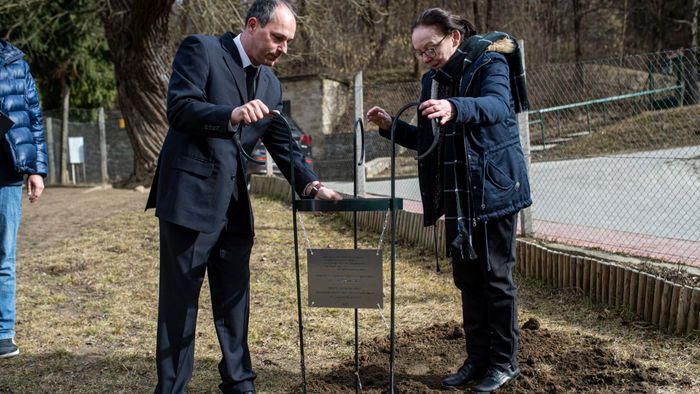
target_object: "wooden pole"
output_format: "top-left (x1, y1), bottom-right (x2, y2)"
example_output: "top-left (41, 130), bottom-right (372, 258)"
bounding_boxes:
top-left (98, 107), bottom-right (108, 185)
top-left (45, 118), bottom-right (56, 185)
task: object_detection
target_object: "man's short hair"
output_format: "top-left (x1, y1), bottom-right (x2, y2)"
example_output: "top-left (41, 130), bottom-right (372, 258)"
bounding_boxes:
top-left (244, 0), bottom-right (296, 28)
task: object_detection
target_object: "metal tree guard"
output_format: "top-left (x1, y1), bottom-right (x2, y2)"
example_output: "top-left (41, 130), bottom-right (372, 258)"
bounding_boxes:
top-left (281, 102), bottom-right (418, 393)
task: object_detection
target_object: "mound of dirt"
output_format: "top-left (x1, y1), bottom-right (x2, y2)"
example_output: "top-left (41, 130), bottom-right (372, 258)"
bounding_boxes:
top-left (291, 320), bottom-right (688, 393)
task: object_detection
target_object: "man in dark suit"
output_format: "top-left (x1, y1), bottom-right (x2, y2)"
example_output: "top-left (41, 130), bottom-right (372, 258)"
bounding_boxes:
top-left (145, 1), bottom-right (340, 392)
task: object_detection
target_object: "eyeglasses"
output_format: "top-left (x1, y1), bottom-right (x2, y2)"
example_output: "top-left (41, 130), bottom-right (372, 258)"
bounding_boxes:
top-left (413, 33), bottom-right (450, 59)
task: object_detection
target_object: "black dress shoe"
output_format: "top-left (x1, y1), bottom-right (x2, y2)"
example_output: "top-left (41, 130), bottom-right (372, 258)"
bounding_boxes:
top-left (473, 365), bottom-right (520, 392)
top-left (442, 361), bottom-right (488, 387)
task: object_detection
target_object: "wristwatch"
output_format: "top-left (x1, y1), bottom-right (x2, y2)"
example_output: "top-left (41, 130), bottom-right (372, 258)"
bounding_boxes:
top-left (308, 182), bottom-right (324, 198)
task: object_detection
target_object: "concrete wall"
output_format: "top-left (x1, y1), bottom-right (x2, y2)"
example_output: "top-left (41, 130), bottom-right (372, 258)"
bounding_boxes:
top-left (281, 75), bottom-right (350, 162)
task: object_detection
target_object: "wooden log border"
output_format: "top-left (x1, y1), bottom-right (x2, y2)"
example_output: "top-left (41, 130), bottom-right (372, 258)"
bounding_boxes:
top-left (250, 175), bottom-right (700, 335)
top-left (511, 241), bottom-right (700, 335)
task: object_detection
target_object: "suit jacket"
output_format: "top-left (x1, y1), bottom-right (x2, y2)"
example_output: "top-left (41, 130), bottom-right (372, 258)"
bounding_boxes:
top-left (146, 32), bottom-right (316, 233)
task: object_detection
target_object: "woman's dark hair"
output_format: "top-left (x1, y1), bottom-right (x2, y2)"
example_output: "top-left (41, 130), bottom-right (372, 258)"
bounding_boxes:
top-left (411, 8), bottom-right (476, 40)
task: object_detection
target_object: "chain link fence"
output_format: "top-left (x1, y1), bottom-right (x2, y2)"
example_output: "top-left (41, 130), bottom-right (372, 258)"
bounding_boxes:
top-left (42, 108), bottom-right (133, 185)
top-left (334, 47), bottom-right (700, 267)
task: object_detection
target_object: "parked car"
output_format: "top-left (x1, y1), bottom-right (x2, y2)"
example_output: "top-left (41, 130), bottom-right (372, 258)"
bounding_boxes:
top-left (246, 114), bottom-right (313, 182)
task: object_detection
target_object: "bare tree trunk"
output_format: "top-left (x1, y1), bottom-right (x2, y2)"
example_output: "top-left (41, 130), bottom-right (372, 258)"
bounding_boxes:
top-left (101, 0), bottom-right (174, 186)
top-left (693, 0), bottom-right (699, 47)
top-left (619, 0), bottom-right (628, 58)
top-left (485, 0), bottom-right (494, 31)
top-left (572, 0), bottom-right (584, 87)
top-left (473, 0), bottom-right (482, 32)
top-left (60, 80), bottom-right (69, 185)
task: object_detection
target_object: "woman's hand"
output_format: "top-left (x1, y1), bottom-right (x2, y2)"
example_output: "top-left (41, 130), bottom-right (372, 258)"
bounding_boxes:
top-left (366, 106), bottom-right (392, 130)
top-left (419, 99), bottom-right (455, 125)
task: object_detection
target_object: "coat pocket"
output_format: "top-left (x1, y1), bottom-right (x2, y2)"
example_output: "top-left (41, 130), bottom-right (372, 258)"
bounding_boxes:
top-left (173, 155), bottom-right (214, 178)
top-left (486, 161), bottom-right (515, 191)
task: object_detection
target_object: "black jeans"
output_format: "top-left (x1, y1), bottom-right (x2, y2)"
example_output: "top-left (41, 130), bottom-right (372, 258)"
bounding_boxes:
top-left (452, 214), bottom-right (519, 371)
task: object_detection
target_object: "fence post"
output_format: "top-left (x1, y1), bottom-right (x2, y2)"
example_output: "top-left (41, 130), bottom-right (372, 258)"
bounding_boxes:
top-left (98, 107), bottom-right (109, 185)
top-left (45, 117), bottom-right (56, 185)
top-left (354, 70), bottom-right (366, 196)
top-left (517, 39), bottom-right (533, 236)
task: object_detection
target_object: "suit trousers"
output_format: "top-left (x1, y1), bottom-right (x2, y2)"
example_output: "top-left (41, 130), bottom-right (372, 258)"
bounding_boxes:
top-left (155, 198), bottom-right (256, 394)
top-left (452, 213), bottom-right (519, 371)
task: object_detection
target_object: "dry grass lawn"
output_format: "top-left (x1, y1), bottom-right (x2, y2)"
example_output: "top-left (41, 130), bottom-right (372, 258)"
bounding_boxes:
top-left (0, 188), bottom-right (698, 393)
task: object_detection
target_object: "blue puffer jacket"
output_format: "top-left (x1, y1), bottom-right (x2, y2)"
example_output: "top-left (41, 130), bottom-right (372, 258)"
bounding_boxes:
top-left (0, 40), bottom-right (47, 186)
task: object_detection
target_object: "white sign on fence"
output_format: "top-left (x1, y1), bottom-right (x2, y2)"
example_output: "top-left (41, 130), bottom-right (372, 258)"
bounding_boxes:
top-left (68, 136), bottom-right (84, 164)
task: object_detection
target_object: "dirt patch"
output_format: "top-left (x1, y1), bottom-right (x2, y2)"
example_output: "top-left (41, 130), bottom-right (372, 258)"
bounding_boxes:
top-left (16, 186), bottom-right (148, 255)
top-left (292, 319), bottom-right (688, 393)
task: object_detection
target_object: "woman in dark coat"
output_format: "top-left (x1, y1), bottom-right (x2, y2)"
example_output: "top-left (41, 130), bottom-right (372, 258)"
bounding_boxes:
top-left (367, 8), bottom-right (531, 392)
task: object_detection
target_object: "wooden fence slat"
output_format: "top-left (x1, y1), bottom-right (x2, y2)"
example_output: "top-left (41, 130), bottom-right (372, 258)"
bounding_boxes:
top-left (521, 243), bottom-right (529, 278)
top-left (659, 280), bottom-right (673, 331)
top-left (575, 256), bottom-right (584, 291)
top-left (546, 251), bottom-right (554, 287)
top-left (643, 274), bottom-right (655, 323)
top-left (591, 260), bottom-right (603, 303)
top-left (636, 272), bottom-right (647, 317)
top-left (652, 277), bottom-right (664, 326)
top-left (559, 253), bottom-right (566, 289)
top-left (615, 266), bottom-right (624, 307)
top-left (582, 258), bottom-right (591, 296)
top-left (569, 255), bottom-right (577, 291)
top-left (623, 268), bottom-right (632, 309)
top-left (629, 270), bottom-right (640, 315)
top-left (608, 265), bottom-right (617, 306)
top-left (596, 262), bottom-right (610, 304)
top-left (668, 284), bottom-right (681, 333)
top-left (676, 286), bottom-right (691, 334)
top-left (688, 288), bottom-right (700, 333)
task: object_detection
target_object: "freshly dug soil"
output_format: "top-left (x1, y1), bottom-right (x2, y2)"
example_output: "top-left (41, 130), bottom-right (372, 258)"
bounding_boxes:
top-left (292, 319), bottom-right (690, 393)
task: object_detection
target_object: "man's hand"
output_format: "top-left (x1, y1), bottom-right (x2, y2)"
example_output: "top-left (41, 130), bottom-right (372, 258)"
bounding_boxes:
top-left (230, 99), bottom-right (270, 126)
top-left (366, 106), bottom-right (392, 130)
top-left (26, 174), bottom-right (44, 204)
top-left (419, 99), bottom-right (455, 125)
top-left (315, 185), bottom-right (342, 200)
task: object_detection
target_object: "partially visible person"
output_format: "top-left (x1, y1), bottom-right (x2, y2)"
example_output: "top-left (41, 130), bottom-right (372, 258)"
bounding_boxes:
top-left (367, 7), bottom-right (531, 393)
top-left (0, 39), bottom-right (47, 359)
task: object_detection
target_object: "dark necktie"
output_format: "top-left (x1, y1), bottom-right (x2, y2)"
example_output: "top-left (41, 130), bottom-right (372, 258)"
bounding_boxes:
top-left (245, 65), bottom-right (258, 102)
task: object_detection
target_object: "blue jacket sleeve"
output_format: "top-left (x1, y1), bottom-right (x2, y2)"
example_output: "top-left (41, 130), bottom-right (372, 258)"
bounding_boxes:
top-left (25, 64), bottom-right (47, 176)
top-left (378, 118), bottom-right (419, 151)
top-left (166, 35), bottom-right (234, 138)
top-left (261, 85), bottom-right (317, 196)
top-left (447, 54), bottom-right (512, 127)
